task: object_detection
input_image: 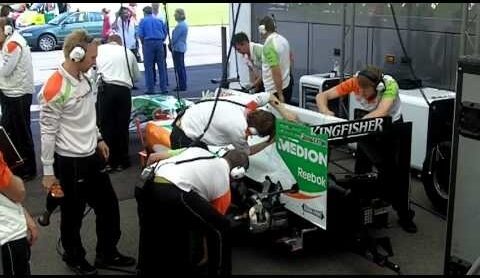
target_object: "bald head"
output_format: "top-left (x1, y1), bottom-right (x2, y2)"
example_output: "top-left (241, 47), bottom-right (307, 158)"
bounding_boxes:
top-left (107, 34), bottom-right (122, 46)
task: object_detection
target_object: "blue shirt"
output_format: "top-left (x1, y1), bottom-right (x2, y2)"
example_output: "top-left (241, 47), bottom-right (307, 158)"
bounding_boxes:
top-left (138, 14), bottom-right (167, 41)
top-left (172, 20), bottom-right (188, 53)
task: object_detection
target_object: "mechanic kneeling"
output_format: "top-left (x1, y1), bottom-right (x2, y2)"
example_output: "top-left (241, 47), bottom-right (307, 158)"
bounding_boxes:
top-left (135, 147), bottom-right (249, 276)
top-left (316, 65), bottom-right (417, 233)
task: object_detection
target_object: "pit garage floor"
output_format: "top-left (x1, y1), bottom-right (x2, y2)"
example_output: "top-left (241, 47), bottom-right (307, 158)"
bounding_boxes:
top-left (24, 64), bottom-right (446, 275)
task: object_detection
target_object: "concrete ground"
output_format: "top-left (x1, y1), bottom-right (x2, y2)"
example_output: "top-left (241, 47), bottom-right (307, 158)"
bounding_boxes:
top-left (16, 26), bottom-right (447, 275)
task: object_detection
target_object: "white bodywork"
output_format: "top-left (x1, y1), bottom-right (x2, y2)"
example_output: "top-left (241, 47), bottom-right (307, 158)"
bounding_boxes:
top-left (298, 73), bottom-right (456, 170)
top-left (349, 87), bottom-right (455, 170)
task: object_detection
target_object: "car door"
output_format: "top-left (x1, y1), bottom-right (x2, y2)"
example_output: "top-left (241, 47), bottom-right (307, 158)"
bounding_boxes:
top-left (85, 12), bottom-right (103, 38)
top-left (56, 12), bottom-right (88, 43)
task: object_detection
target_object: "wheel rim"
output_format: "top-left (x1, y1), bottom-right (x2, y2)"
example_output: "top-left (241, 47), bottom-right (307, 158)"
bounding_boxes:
top-left (432, 145), bottom-right (450, 200)
top-left (39, 36), bottom-right (54, 51)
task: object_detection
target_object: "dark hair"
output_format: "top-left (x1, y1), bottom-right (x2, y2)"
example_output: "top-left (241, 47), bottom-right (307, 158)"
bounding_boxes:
top-left (259, 15), bottom-right (276, 33)
top-left (0, 5), bottom-right (12, 17)
top-left (247, 110), bottom-right (276, 138)
top-left (143, 6), bottom-right (153, 15)
top-left (223, 149), bottom-right (249, 170)
top-left (232, 32), bottom-right (249, 45)
top-left (357, 65), bottom-right (383, 89)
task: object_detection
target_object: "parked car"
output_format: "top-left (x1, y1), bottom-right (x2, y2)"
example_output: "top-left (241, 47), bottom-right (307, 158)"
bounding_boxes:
top-left (18, 11), bottom-right (103, 51)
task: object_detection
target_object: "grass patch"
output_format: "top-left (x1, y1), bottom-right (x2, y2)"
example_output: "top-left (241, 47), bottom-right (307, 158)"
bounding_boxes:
top-left (163, 3), bottom-right (229, 27)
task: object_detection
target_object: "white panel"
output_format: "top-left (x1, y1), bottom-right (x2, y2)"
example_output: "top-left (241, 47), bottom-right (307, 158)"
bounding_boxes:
top-left (228, 3), bottom-right (251, 85)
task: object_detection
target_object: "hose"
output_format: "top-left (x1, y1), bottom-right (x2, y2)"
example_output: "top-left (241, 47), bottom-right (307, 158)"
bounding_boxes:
top-left (389, 3), bottom-right (431, 107)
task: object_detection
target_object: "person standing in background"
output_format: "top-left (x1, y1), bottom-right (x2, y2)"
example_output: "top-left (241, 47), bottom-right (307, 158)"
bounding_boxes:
top-left (113, 7), bottom-right (139, 63)
top-left (0, 17), bottom-right (36, 181)
top-left (151, 2), bottom-right (169, 88)
top-left (171, 8), bottom-right (188, 91)
top-left (258, 15), bottom-right (293, 104)
top-left (96, 34), bottom-right (140, 172)
top-left (101, 8), bottom-right (112, 43)
top-left (138, 6), bottom-right (168, 94)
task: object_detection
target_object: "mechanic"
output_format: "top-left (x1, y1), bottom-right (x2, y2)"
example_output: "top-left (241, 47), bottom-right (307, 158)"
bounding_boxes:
top-left (96, 34), bottom-right (140, 172)
top-left (258, 15), bottom-right (294, 104)
top-left (0, 17), bottom-right (36, 180)
top-left (315, 65), bottom-right (417, 233)
top-left (38, 30), bottom-right (135, 275)
top-left (0, 151), bottom-right (38, 276)
top-left (135, 147), bottom-right (249, 276)
top-left (170, 90), bottom-right (298, 154)
top-left (232, 32), bottom-right (264, 93)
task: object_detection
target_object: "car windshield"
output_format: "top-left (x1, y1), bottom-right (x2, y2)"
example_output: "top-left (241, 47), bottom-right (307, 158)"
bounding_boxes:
top-left (48, 13), bottom-right (70, 25)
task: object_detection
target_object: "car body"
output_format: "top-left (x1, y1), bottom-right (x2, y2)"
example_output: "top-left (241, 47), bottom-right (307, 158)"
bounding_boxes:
top-left (18, 11), bottom-right (103, 51)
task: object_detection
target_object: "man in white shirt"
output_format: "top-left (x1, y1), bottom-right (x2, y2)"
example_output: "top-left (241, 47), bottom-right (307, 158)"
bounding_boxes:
top-left (0, 17), bottom-right (36, 180)
top-left (259, 16), bottom-right (294, 104)
top-left (135, 147), bottom-right (249, 276)
top-left (0, 151), bottom-right (38, 276)
top-left (96, 34), bottom-right (140, 172)
top-left (170, 91), bottom-right (297, 155)
top-left (38, 30), bottom-right (135, 275)
top-left (232, 32), bottom-right (264, 93)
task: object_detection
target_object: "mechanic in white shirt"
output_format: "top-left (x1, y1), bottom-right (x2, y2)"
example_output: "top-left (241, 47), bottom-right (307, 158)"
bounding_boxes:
top-left (170, 90), bottom-right (297, 155)
top-left (0, 151), bottom-right (38, 276)
top-left (0, 18), bottom-right (36, 180)
top-left (96, 34), bottom-right (140, 172)
top-left (232, 32), bottom-right (264, 93)
top-left (135, 147), bottom-right (249, 276)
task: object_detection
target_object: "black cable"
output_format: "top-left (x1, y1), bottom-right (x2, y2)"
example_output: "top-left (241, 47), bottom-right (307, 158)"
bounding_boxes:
top-left (389, 3), bottom-right (430, 107)
top-left (231, 4), bottom-right (240, 82)
top-left (192, 3), bottom-right (242, 145)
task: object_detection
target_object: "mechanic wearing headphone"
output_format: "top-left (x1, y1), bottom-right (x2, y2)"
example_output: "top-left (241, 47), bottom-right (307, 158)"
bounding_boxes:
top-left (315, 65), bottom-right (417, 234)
top-left (0, 17), bottom-right (37, 181)
top-left (38, 29), bottom-right (135, 275)
top-left (258, 15), bottom-right (294, 104)
top-left (171, 90), bottom-right (298, 155)
top-left (135, 147), bottom-right (249, 276)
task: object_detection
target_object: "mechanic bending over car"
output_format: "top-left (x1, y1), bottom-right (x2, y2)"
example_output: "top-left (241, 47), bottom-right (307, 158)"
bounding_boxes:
top-left (135, 147), bottom-right (249, 276)
top-left (170, 91), bottom-right (298, 155)
top-left (315, 65), bottom-right (417, 233)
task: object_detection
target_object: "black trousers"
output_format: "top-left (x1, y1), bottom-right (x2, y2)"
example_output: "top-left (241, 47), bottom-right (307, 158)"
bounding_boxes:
top-left (273, 73), bottom-right (294, 105)
top-left (1, 237), bottom-right (31, 276)
top-left (97, 83), bottom-right (132, 168)
top-left (0, 92), bottom-right (36, 177)
top-left (135, 181), bottom-right (231, 276)
top-left (54, 153), bottom-right (121, 262)
top-left (354, 118), bottom-right (411, 218)
top-left (170, 115), bottom-right (208, 150)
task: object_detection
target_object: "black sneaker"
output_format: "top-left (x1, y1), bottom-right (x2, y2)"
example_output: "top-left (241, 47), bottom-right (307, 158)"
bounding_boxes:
top-left (37, 210), bottom-right (51, 227)
top-left (398, 209), bottom-right (418, 233)
top-left (95, 252), bottom-right (136, 268)
top-left (65, 258), bottom-right (98, 276)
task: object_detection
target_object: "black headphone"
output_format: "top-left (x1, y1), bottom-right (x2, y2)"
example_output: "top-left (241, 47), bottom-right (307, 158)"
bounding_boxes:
top-left (356, 70), bottom-right (386, 93)
top-left (69, 35), bottom-right (94, 63)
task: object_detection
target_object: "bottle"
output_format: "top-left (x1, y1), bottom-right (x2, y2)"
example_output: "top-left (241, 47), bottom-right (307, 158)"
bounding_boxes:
top-left (50, 183), bottom-right (64, 198)
top-left (333, 60), bottom-right (340, 77)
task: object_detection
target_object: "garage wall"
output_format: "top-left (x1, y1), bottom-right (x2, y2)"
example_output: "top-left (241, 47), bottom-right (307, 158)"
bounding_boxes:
top-left (250, 3), bottom-right (477, 103)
